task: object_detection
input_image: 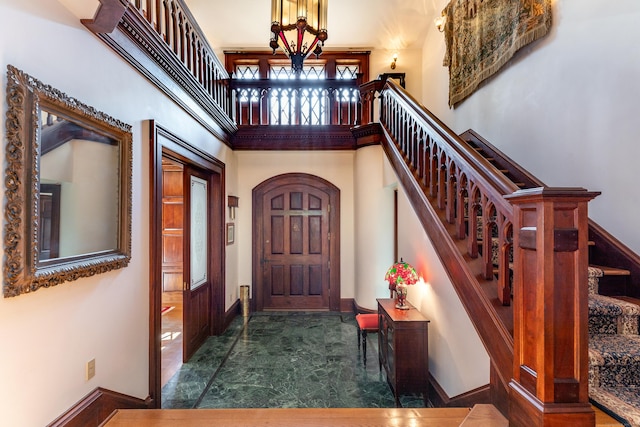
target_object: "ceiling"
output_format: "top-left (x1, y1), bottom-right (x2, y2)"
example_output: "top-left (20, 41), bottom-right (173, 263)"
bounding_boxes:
top-left (184, 0), bottom-right (437, 52)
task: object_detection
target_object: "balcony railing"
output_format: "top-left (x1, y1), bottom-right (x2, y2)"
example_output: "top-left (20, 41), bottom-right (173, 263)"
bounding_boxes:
top-left (229, 78), bottom-right (364, 127)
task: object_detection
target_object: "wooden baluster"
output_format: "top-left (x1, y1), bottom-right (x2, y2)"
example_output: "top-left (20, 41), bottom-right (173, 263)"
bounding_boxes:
top-left (155, 0), bottom-right (162, 37)
top-left (437, 155), bottom-right (446, 210)
top-left (429, 149), bottom-right (438, 198)
top-left (446, 163), bottom-right (456, 224)
top-left (481, 201), bottom-right (494, 280)
top-left (467, 186), bottom-right (480, 258)
top-left (456, 176), bottom-right (467, 240)
top-left (506, 187), bottom-right (599, 427)
top-left (422, 135), bottom-right (430, 189)
top-left (496, 216), bottom-right (511, 305)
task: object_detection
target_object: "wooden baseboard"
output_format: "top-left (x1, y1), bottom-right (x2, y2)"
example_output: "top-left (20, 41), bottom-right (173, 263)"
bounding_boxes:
top-left (353, 300), bottom-right (376, 314)
top-left (429, 374), bottom-right (491, 408)
top-left (340, 298), bottom-right (355, 313)
top-left (47, 387), bottom-right (151, 427)
top-left (224, 298), bottom-right (241, 331)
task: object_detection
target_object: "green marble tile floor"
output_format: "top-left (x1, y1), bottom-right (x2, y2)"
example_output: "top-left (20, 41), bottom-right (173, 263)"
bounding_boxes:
top-left (161, 312), bottom-right (426, 409)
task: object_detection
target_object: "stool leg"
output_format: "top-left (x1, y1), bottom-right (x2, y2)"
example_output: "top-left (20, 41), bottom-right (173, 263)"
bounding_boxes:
top-left (362, 330), bottom-right (367, 366)
top-left (357, 327), bottom-right (361, 349)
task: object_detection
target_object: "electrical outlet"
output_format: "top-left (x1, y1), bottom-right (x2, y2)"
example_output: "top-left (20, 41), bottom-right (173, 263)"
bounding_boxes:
top-left (86, 358), bottom-right (96, 380)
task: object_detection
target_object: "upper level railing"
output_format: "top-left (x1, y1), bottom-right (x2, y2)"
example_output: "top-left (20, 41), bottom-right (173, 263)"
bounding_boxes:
top-left (229, 78), bottom-right (363, 126)
top-left (127, 0), bottom-right (231, 120)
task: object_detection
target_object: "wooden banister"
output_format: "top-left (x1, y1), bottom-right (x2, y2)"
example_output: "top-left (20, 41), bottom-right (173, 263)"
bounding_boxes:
top-left (376, 79), bottom-right (516, 405)
top-left (506, 187), bottom-right (598, 426)
top-left (375, 79), bottom-right (599, 421)
top-left (380, 80), bottom-right (517, 306)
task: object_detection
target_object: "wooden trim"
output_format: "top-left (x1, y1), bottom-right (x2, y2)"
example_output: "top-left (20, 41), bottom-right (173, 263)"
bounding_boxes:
top-left (149, 120), bottom-right (226, 406)
top-left (224, 298), bottom-right (241, 330)
top-left (47, 387), bottom-right (151, 427)
top-left (340, 298), bottom-right (355, 313)
top-left (428, 375), bottom-right (490, 408)
top-left (351, 123), bottom-right (383, 149)
top-left (232, 125), bottom-right (357, 150)
top-left (80, 0), bottom-right (128, 34)
top-left (87, 6), bottom-right (235, 145)
top-left (224, 50), bottom-right (371, 82)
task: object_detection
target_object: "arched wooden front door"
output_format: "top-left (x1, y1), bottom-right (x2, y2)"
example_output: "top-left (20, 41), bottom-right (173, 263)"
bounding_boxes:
top-left (253, 173), bottom-right (340, 311)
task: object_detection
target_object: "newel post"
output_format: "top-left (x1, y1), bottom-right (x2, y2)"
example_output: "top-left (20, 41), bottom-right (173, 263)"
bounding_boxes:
top-left (505, 187), bottom-right (600, 427)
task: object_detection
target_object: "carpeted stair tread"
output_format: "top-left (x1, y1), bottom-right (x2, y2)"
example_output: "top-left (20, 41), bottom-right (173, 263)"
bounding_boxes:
top-left (590, 335), bottom-right (640, 389)
top-left (590, 335), bottom-right (640, 367)
top-left (589, 294), bottom-right (640, 335)
top-left (590, 295), bottom-right (624, 316)
top-left (591, 385), bottom-right (640, 427)
top-left (587, 266), bottom-right (640, 425)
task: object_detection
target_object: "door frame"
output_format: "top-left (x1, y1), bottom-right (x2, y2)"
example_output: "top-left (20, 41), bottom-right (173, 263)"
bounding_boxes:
top-left (253, 173), bottom-right (340, 312)
top-left (149, 121), bottom-right (225, 406)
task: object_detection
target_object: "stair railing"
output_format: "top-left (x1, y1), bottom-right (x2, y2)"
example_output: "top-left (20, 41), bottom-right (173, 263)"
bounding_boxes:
top-left (381, 80), bottom-right (518, 306)
top-left (371, 79), bottom-right (598, 424)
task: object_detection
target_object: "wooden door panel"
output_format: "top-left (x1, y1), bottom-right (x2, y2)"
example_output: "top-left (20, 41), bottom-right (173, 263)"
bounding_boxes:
top-left (182, 168), bottom-right (212, 362)
top-left (185, 284), bottom-right (209, 351)
top-left (254, 173), bottom-right (340, 312)
top-left (162, 234), bottom-right (182, 263)
top-left (162, 271), bottom-right (182, 293)
top-left (262, 185), bottom-right (329, 310)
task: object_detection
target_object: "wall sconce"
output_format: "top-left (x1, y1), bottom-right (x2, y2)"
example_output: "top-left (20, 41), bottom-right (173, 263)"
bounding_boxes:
top-left (390, 53), bottom-right (398, 70)
top-left (435, 14), bottom-right (447, 32)
top-left (228, 195), bottom-right (239, 220)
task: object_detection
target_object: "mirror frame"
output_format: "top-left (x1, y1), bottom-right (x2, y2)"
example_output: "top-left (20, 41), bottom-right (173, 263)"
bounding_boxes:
top-left (4, 65), bottom-right (132, 297)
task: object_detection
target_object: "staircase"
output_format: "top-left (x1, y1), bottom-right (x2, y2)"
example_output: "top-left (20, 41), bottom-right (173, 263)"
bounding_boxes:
top-left (461, 130), bottom-right (640, 426)
top-left (588, 266), bottom-right (640, 426)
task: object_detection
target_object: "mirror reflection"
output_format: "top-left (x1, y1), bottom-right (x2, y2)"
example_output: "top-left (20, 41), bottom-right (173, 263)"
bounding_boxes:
top-left (3, 65), bottom-right (132, 297)
top-left (39, 111), bottom-right (120, 261)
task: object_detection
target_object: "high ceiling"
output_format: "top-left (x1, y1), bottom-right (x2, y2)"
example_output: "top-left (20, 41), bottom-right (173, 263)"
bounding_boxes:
top-left (184, 0), bottom-right (436, 52)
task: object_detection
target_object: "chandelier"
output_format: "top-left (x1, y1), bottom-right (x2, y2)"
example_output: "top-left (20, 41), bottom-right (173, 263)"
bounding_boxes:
top-left (270, 0), bottom-right (328, 74)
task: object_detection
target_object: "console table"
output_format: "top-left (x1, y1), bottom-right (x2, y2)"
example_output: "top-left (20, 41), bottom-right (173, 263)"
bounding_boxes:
top-left (377, 298), bottom-right (429, 406)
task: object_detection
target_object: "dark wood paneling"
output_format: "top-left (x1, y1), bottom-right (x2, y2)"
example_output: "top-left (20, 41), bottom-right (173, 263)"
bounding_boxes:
top-left (232, 125), bottom-right (357, 150)
top-left (161, 162), bottom-right (183, 294)
top-left (47, 387), bottom-right (151, 427)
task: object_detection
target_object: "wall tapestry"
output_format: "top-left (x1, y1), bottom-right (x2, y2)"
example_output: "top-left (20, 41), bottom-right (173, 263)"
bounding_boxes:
top-left (442, 0), bottom-right (552, 107)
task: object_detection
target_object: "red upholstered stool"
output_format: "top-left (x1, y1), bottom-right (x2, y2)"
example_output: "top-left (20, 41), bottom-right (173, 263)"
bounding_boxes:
top-left (355, 313), bottom-right (379, 366)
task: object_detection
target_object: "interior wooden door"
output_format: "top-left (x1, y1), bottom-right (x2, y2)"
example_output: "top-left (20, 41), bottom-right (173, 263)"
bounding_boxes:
top-left (182, 166), bottom-right (212, 361)
top-left (161, 160), bottom-right (183, 298)
top-left (254, 174), bottom-right (340, 311)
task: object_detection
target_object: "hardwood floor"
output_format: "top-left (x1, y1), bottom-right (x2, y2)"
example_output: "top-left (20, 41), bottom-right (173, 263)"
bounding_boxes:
top-left (161, 301), bottom-right (182, 387)
top-left (103, 407), bottom-right (471, 426)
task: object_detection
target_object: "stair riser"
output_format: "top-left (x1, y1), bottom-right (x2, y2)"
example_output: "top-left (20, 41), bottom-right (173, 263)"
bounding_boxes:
top-left (589, 315), bottom-right (639, 335)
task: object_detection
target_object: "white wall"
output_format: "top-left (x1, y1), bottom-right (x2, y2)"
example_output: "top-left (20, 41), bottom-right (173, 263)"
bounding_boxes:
top-left (234, 151), bottom-right (356, 302)
top-left (353, 146), bottom-right (395, 309)
top-left (0, 1), bottom-right (234, 425)
top-left (421, 0), bottom-right (640, 254)
top-left (380, 154), bottom-right (490, 397)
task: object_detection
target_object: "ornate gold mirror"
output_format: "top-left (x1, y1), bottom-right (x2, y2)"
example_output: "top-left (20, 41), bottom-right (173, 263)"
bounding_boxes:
top-left (4, 65), bottom-right (132, 297)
